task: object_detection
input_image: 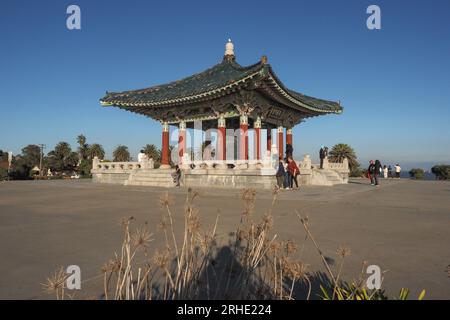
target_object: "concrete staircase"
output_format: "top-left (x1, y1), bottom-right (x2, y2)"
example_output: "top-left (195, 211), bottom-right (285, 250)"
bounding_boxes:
top-left (125, 169), bottom-right (174, 187)
top-left (311, 168), bottom-right (344, 186)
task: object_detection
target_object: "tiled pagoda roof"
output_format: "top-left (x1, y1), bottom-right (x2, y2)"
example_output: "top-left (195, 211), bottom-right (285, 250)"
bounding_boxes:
top-left (100, 58), bottom-right (342, 115)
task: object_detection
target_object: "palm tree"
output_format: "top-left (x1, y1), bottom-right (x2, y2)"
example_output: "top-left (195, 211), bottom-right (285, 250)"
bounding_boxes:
top-left (113, 145), bottom-right (130, 162)
top-left (47, 142), bottom-right (79, 173)
top-left (77, 134), bottom-right (88, 160)
top-left (168, 145), bottom-right (175, 166)
top-left (328, 143), bottom-right (359, 171)
top-left (77, 134), bottom-right (86, 146)
top-left (88, 143), bottom-right (105, 160)
top-left (143, 144), bottom-right (159, 161)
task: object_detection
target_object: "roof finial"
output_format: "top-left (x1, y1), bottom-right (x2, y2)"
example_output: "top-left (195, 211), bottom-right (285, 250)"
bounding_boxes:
top-left (261, 55), bottom-right (268, 64)
top-left (224, 38), bottom-right (235, 60)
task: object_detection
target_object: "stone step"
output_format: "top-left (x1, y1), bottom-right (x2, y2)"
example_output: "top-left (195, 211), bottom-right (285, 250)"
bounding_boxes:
top-left (132, 177), bottom-right (172, 181)
top-left (131, 175), bottom-right (172, 179)
top-left (131, 173), bottom-right (172, 177)
top-left (127, 181), bottom-right (174, 187)
top-left (126, 169), bottom-right (175, 186)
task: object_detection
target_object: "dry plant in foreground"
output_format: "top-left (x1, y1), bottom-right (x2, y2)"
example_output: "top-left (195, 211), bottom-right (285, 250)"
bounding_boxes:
top-left (41, 266), bottom-right (69, 300)
top-left (43, 187), bottom-right (427, 300)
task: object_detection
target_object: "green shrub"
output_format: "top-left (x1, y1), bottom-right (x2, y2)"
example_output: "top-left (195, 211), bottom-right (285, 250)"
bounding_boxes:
top-left (350, 166), bottom-right (364, 177)
top-left (409, 168), bottom-right (425, 180)
top-left (0, 167), bottom-right (8, 181)
top-left (78, 159), bottom-right (92, 177)
top-left (431, 165), bottom-right (450, 180)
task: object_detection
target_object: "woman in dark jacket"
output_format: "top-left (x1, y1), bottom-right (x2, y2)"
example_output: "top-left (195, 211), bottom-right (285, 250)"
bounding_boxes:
top-left (276, 158), bottom-right (285, 189)
top-left (374, 160), bottom-right (382, 186)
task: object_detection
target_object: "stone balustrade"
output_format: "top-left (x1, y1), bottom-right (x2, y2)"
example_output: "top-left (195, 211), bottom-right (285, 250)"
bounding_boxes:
top-left (91, 157), bottom-right (154, 174)
top-left (308, 157), bottom-right (350, 172)
top-left (328, 159), bottom-right (350, 171)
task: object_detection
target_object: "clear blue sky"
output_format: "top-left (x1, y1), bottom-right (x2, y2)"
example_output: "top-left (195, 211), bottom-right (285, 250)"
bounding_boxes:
top-left (1, 0), bottom-right (449, 169)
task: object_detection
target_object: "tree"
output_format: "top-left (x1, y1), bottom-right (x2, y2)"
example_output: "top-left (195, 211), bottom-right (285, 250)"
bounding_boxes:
top-left (47, 142), bottom-right (79, 173)
top-left (0, 150), bottom-right (6, 162)
top-left (168, 145), bottom-right (175, 167)
top-left (21, 145), bottom-right (41, 168)
top-left (431, 165), bottom-right (450, 180)
top-left (0, 150), bottom-right (8, 180)
top-left (77, 134), bottom-right (89, 160)
top-left (78, 159), bottom-right (92, 177)
top-left (143, 144), bottom-right (159, 161)
top-left (142, 144), bottom-right (160, 168)
top-left (88, 143), bottom-right (105, 160)
top-left (113, 145), bottom-right (130, 162)
top-left (0, 168), bottom-right (7, 180)
top-left (328, 143), bottom-right (360, 176)
top-left (409, 168), bottom-right (425, 180)
top-left (9, 145), bottom-right (41, 180)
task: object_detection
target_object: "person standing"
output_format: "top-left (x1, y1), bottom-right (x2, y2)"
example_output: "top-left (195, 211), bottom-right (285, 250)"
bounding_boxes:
top-left (368, 160), bottom-right (376, 185)
top-left (374, 160), bottom-right (382, 185)
top-left (288, 157), bottom-right (300, 189)
top-left (383, 165), bottom-right (388, 179)
top-left (388, 165), bottom-right (393, 178)
top-left (285, 143), bottom-right (293, 160)
top-left (172, 165), bottom-right (181, 187)
top-left (275, 158), bottom-right (285, 189)
top-left (319, 146), bottom-right (326, 169)
top-left (395, 164), bottom-right (401, 178)
top-left (284, 159), bottom-right (291, 190)
top-left (137, 150), bottom-right (147, 162)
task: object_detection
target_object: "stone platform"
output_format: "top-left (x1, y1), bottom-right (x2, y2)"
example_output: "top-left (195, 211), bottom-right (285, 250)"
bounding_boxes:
top-left (91, 155), bottom-right (350, 189)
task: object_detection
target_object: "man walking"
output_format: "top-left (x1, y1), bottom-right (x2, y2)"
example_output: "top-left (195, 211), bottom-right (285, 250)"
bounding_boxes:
top-left (395, 164), bottom-right (401, 178)
top-left (368, 160), bottom-right (376, 185)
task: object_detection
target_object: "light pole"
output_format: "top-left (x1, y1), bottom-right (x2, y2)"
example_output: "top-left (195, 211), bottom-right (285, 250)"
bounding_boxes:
top-left (7, 151), bottom-right (12, 181)
top-left (38, 144), bottom-right (46, 177)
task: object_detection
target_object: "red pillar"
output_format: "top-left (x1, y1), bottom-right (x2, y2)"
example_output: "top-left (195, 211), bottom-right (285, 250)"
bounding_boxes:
top-left (286, 128), bottom-right (293, 146)
top-left (267, 128), bottom-right (272, 153)
top-left (240, 114), bottom-right (248, 160)
top-left (277, 126), bottom-right (284, 159)
top-left (255, 116), bottom-right (261, 160)
top-left (217, 116), bottom-right (226, 161)
top-left (161, 121), bottom-right (170, 168)
top-left (178, 121), bottom-right (186, 164)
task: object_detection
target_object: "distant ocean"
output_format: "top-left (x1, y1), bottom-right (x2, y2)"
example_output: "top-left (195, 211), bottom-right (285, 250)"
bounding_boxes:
top-left (399, 171), bottom-right (436, 180)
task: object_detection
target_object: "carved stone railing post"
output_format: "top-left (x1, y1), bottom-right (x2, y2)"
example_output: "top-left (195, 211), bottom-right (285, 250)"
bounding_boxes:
top-left (343, 157), bottom-right (349, 171)
top-left (323, 156), bottom-right (330, 169)
top-left (297, 154), bottom-right (312, 185)
top-left (302, 154), bottom-right (312, 169)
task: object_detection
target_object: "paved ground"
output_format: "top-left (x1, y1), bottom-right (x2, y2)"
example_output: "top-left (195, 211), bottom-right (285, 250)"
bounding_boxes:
top-left (0, 178), bottom-right (449, 299)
